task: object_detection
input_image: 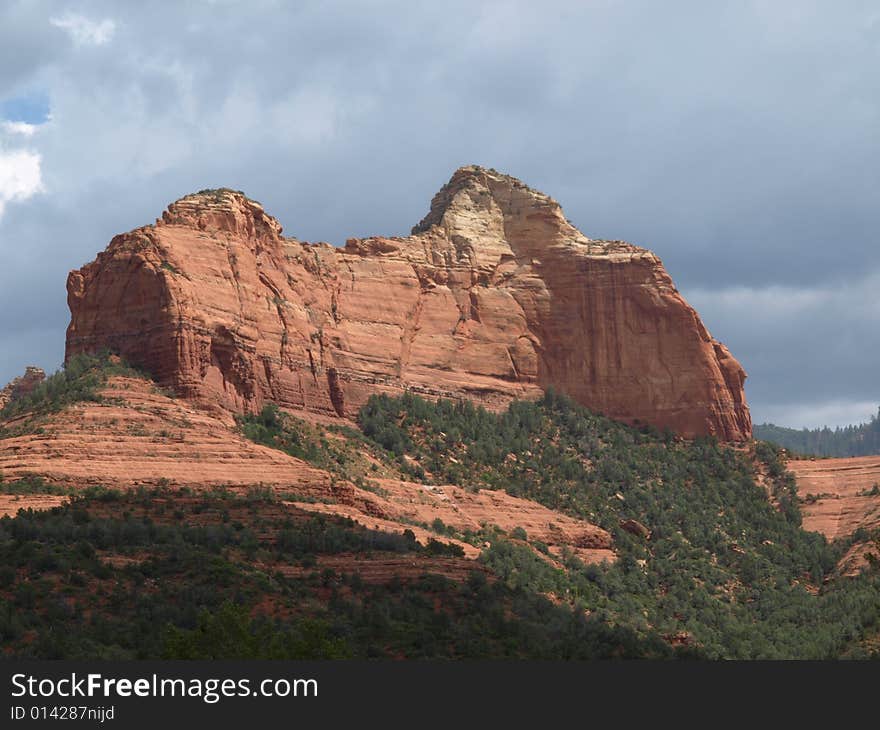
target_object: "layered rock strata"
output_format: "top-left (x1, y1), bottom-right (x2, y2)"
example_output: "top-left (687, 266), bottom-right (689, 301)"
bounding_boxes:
top-left (65, 167), bottom-right (751, 440)
top-left (0, 376), bottom-right (614, 564)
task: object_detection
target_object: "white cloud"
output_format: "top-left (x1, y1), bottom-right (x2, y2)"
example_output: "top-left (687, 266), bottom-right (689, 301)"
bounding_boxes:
top-left (1, 121), bottom-right (39, 136)
top-left (0, 148), bottom-right (43, 219)
top-left (50, 14), bottom-right (116, 47)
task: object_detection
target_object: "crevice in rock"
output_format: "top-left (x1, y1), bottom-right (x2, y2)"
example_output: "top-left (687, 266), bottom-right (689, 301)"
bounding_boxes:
top-left (326, 367), bottom-right (345, 417)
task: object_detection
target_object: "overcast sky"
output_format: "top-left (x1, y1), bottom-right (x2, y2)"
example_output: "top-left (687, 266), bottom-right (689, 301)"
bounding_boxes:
top-left (1, 1), bottom-right (877, 428)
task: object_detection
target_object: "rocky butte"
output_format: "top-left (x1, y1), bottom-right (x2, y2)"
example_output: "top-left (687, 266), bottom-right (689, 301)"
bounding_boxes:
top-left (65, 166), bottom-right (751, 440)
top-left (0, 366), bottom-right (46, 411)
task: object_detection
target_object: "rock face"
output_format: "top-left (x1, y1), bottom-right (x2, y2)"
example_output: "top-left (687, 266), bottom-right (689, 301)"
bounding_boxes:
top-left (787, 456), bottom-right (880, 574)
top-left (0, 366), bottom-right (46, 411)
top-left (788, 456), bottom-right (880, 540)
top-left (65, 167), bottom-right (751, 440)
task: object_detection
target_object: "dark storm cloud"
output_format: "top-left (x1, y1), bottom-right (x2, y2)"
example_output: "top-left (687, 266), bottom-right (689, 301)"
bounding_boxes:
top-left (688, 275), bottom-right (880, 427)
top-left (0, 0), bottom-right (877, 427)
top-left (0, 1), bottom-right (62, 96)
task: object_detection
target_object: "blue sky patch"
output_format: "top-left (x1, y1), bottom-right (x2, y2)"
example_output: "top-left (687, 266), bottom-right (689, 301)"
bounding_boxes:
top-left (0, 91), bottom-right (50, 124)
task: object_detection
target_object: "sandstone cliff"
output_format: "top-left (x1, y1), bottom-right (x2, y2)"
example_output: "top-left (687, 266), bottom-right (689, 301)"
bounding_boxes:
top-left (65, 166), bottom-right (751, 440)
top-left (787, 456), bottom-right (880, 573)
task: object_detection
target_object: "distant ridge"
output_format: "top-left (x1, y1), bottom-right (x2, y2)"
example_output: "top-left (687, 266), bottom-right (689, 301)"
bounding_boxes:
top-left (755, 408), bottom-right (880, 457)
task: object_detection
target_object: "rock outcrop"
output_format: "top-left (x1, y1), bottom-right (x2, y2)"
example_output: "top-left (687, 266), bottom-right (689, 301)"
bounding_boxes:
top-left (788, 456), bottom-right (880, 540)
top-left (65, 167), bottom-right (751, 440)
top-left (0, 376), bottom-right (334, 495)
top-left (788, 456), bottom-right (880, 574)
top-left (0, 375), bottom-right (614, 564)
top-left (0, 366), bottom-right (46, 411)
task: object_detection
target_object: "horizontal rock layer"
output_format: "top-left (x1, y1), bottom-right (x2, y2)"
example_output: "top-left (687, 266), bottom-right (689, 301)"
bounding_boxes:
top-left (788, 456), bottom-right (880, 574)
top-left (65, 167), bottom-right (751, 440)
top-left (789, 456), bottom-right (880, 539)
top-left (0, 376), bottom-right (614, 564)
top-left (0, 377), bottom-right (335, 496)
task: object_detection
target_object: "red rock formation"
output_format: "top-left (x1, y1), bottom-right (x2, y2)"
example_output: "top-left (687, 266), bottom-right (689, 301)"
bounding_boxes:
top-left (788, 456), bottom-right (880, 574)
top-left (0, 376), bottom-right (335, 496)
top-left (788, 456), bottom-right (880, 540)
top-left (0, 366), bottom-right (46, 411)
top-left (0, 375), bottom-right (614, 564)
top-left (65, 167), bottom-right (751, 440)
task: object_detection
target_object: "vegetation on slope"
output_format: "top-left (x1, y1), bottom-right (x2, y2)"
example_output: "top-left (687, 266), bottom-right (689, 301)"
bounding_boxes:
top-left (353, 390), bottom-right (880, 658)
top-left (6, 358), bottom-right (880, 659)
top-left (237, 403), bottom-right (405, 492)
top-left (0, 488), bottom-right (677, 659)
top-left (755, 410), bottom-right (880, 457)
top-left (0, 351), bottom-right (148, 423)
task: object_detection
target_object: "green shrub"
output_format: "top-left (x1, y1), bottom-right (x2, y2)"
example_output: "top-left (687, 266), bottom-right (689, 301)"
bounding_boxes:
top-left (1, 351), bottom-right (148, 421)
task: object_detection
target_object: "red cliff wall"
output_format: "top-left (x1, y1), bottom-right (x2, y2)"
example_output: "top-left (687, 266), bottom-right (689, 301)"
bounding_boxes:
top-left (65, 166), bottom-right (751, 440)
